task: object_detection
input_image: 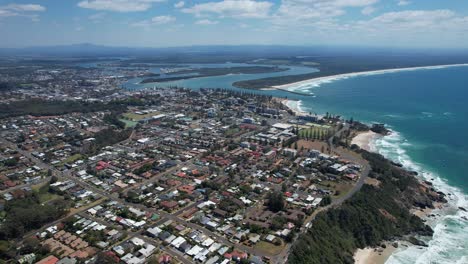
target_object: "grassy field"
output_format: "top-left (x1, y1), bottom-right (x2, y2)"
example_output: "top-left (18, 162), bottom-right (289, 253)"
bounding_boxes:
top-left (224, 127), bottom-right (240, 136)
top-left (299, 126), bottom-right (331, 140)
top-left (120, 118), bottom-right (138, 128)
top-left (56, 153), bottom-right (83, 167)
top-left (63, 154), bottom-right (83, 164)
top-left (122, 111), bottom-right (158, 121)
top-left (32, 182), bottom-right (61, 204)
top-left (318, 180), bottom-right (354, 200)
top-left (254, 240), bottom-right (285, 255)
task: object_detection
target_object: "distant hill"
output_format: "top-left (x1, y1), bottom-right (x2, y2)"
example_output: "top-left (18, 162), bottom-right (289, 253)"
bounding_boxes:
top-left (1, 43), bottom-right (467, 58)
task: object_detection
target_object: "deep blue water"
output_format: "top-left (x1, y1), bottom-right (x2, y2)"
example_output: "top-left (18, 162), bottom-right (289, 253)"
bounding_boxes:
top-left (297, 66), bottom-right (468, 193)
top-left (285, 66), bottom-right (468, 264)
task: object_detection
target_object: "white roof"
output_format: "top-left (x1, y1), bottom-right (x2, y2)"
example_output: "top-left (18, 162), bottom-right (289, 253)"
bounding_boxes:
top-left (272, 123), bottom-right (293, 130)
top-left (130, 237), bottom-right (145, 247)
top-left (187, 245), bottom-right (203, 256)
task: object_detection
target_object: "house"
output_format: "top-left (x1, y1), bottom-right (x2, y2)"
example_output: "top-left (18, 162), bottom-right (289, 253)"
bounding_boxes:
top-left (161, 200), bottom-right (178, 210)
top-left (158, 255), bottom-right (172, 264)
top-left (35, 255), bottom-right (59, 264)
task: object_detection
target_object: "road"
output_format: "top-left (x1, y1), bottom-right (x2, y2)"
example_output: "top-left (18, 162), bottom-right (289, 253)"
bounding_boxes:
top-left (2, 121), bottom-right (370, 264)
top-left (274, 123), bottom-right (370, 264)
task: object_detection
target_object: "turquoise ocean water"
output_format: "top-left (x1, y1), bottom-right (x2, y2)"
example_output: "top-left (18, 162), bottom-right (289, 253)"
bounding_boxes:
top-left (122, 64), bottom-right (468, 263)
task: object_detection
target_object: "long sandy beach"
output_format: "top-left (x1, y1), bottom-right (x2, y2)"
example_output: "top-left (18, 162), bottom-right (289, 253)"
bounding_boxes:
top-left (272, 63), bottom-right (468, 90)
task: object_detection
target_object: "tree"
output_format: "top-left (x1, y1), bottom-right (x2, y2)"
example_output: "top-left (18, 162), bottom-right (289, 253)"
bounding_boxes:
top-left (50, 175), bottom-right (58, 184)
top-left (95, 252), bottom-right (120, 264)
top-left (321, 195), bottom-right (332, 206)
top-left (267, 191), bottom-right (285, 212)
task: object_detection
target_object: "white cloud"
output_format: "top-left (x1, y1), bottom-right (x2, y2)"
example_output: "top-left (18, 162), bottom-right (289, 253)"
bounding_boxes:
top-left (174, 1), bottom-right (185, 8)
top-left (196, 19), bottom-right (219, 25)
top-left (77, 0), bottom-right (165, 12)
top-left (361, 6), bottom-right (375, 15)
top-left (89, 12), bottom-right (106, 22)
top-left (182, 0), bottom-right (273, 18)
top-left (0, 9), bottom-right (16, 18)
top-left (397, 0), bottom-right (410, 6)
top-left (359, 9), bottom-right (456, 29)
top-left (350, 9), bottom-right (468, 41)
top-left (0, 3), bottom-right (46, 20)
top-left (4, 4), bottom-right (46, 12)
top-left (132, 15), bottom-right (176, 27)
top-left (151, 15), bottom-right (176, 24)
top-left (272, 0), bottom-right (378, 25)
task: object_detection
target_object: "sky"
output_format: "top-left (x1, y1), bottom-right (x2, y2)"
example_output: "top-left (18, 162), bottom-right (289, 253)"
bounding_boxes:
top-left (1, 0), bottom-right (468, 48)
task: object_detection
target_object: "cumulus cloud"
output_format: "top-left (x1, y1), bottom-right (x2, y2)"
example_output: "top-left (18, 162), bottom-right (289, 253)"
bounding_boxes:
top-left (89, 12), bottom-right (106, 22)
top-left (151, 15), bottom-right (176, 24)
top-left (0, 3), bottom-right (46, 20)
top-left (132, 15), bottom-right (176, 27)
top-left (174, 1), bottom-right (185, 8)
top-left (196, 19), bottom-right (219, 25)
top-left (397, 0), bottom-right (410, 6)
top-left (272, 0), bottom-right (378, 25)
top-left (182, 0), bottom-right (273, 18)
top-left (349, 9), bottom-right (468, 44)
top-left (361, 6), bottom-right (375, 15)
top-left (77, 0), bottom-right (165, 12)
top-left (4, 4), bottom-right (46, 12)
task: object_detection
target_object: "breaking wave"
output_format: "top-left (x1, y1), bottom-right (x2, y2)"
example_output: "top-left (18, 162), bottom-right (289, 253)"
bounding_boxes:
top-left (371, 131), bottom-right (468, 264)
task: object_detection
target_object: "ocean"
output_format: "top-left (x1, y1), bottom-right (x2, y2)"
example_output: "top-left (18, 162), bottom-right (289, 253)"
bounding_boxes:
top-left (284, 66), bottom-right (468, 264)
top-left (122, 63), bottom-right (468, 263)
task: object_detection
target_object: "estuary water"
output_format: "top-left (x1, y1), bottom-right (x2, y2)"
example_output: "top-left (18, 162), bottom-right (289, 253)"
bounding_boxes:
top-left (122, 63), bottom-right (468, 263)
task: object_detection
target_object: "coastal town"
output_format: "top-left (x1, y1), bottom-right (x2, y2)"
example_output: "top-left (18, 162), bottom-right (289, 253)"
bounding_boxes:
top-left (0, 58), bottom-right (450, 264)
top-left (0, 60), bottom-right (384, 264)
top-left (2, 0), bottom-right (468, 261)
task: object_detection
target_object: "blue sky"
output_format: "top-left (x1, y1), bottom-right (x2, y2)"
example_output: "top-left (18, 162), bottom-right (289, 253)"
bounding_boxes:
top-left (1, 0), bottom-right (468, 48)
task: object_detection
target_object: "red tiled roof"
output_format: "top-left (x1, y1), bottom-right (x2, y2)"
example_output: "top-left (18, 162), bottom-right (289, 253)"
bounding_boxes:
top-left (35, 255), bottom-right (59, 264)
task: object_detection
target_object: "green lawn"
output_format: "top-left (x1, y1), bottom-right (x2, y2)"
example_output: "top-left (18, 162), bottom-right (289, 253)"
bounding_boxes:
top-left (120, 118), bottom-right (138, 128)
top-left (122, 111), bottom-right (158, 121)
top-left (299, 127), bottom-right (331, 140)
top-left (32, 183), bottom-right (61, 204)
top-left (254, 240), bottom-right (285, 255)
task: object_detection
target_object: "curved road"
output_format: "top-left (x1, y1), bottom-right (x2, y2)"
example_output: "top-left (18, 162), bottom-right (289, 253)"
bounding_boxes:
top-left (274, 123), bottom-right (370, 264)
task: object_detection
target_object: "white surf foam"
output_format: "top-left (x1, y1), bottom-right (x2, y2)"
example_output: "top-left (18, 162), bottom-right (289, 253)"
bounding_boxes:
top-left (370, 131), bottom-right (468, 264)
top-left (279, 63), bottom-right (468, 92)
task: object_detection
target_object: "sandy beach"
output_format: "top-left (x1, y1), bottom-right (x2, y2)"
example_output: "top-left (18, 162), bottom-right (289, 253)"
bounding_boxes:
top-left (354, 243), bottom-right (398, 264)
top-left (272, 63), bottom-right (468, 90)
top-left (411, 201), bottom-right (445, 218)
top-left (280, 99), bottom-right (307, 116)
top-left (351, 131), bottom-right (381, 152)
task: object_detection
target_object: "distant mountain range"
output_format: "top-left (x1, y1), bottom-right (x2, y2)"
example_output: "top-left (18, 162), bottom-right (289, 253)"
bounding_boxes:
top-left (1, 43), bottom-right (467, 58)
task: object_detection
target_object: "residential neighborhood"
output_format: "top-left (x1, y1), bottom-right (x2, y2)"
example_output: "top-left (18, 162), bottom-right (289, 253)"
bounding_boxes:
top-left (0, 85), bottom-right (369, 264)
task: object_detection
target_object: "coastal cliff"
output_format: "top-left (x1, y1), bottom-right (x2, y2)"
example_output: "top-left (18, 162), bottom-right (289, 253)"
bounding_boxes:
top-left (288, 150), bottom-right (446, 264)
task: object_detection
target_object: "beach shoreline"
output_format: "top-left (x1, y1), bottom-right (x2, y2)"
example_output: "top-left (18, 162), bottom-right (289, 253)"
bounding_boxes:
top-left (280, 98), bottom-right (307, 116)
top-left (354, 242), bottom-right (398, 264)
top-left (271, 63), bottom-right (468, 90)
top-left (351, 131), bottom-right (381, 152)
top-left (354, 199), bottom-right (447, 264)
